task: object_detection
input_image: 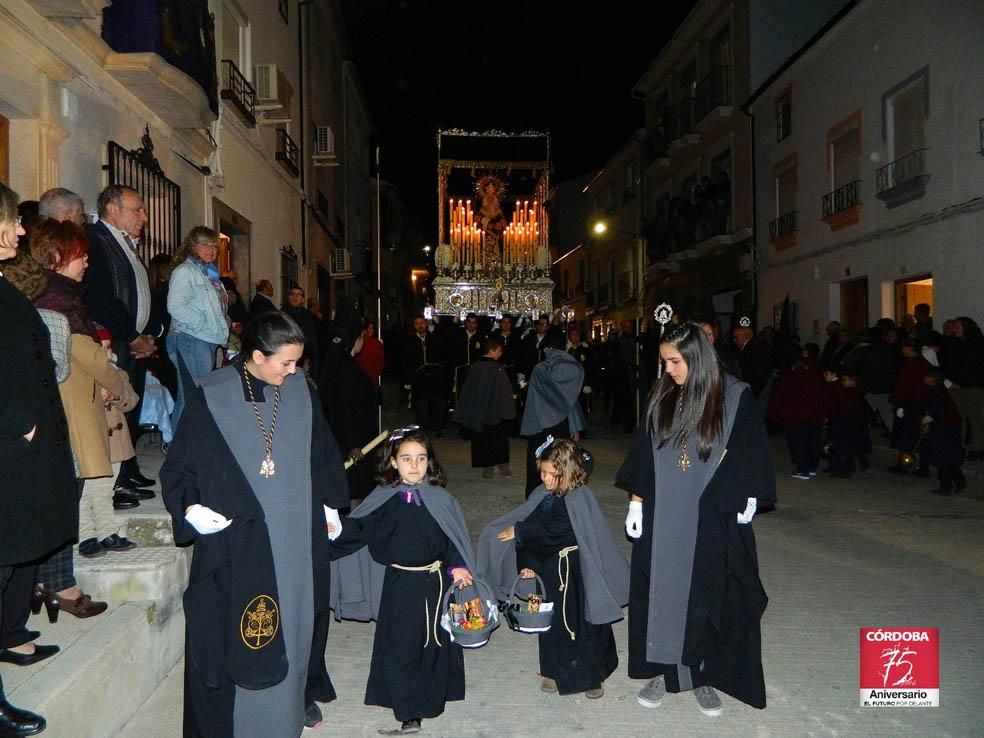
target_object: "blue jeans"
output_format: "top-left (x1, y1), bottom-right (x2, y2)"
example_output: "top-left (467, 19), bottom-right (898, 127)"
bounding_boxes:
top-left (167, 331), bottom-right (217, 430)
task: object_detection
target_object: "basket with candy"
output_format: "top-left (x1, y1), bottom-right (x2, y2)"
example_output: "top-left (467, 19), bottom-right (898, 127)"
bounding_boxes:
top-left (439, 578), bottom-right (499, 648)
top-left (503, 573), bottom-right (554, 633)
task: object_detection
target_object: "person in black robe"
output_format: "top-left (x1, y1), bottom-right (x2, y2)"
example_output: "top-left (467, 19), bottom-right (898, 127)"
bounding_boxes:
top-left (491, 440), bottom-right (626, 697)
top-left (618, 322), bottom-right (776, 716)
top-left (328, 428), bottom-right (476, 735)
top-left (520, 337), bottom-right (587, 496)
top-left (402, 316), bottom-right (447, 436)
top-left (319, 334), bottom-right (379, 504)
top-left (161, 312), bottom-right (349, 737)
top-left (452, 335), bottom-right (516, 477)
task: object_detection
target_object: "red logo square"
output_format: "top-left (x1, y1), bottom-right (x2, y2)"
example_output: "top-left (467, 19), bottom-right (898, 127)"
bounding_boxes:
top-left (860, 628), bottom-right (939, 707)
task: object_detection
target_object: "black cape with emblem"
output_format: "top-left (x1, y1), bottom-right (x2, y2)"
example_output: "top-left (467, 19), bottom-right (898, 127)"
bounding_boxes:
top-left (615, 378), bottom-right (776, 709)
top-left (161, 360), bottom-right (348, 737)
top-left (327, 483), bottom-right (477, 723)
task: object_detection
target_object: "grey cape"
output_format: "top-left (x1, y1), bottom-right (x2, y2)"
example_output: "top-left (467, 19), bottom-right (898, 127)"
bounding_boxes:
top-left (329, 482), bottom-right (478, 621)
top-left (477, 484), bottom-right (630, 625)
top-left (520, 350), bottom-right (587, 436)
top-left (452, 357), bottom-right (516, 432)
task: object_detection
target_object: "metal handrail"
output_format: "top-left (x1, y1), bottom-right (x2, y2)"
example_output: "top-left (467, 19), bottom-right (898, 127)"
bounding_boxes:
top-left (768, 210), bottom-right (798, 240)
top-left (220, 60), bottom-right (256, 125)
top-left (822, 179), bottom-right (862, 218)
top-left (875, 149), bottom-right (928, 194)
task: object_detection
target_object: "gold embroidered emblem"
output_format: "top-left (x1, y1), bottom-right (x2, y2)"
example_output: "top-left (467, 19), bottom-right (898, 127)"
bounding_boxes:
top-left (241, 595), bottom-right (279, 650)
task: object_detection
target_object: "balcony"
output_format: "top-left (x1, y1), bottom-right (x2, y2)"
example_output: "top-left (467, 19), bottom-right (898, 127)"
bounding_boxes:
top-left (875, 149), bottom-right (929, 209)
top-left (642, 126), bottom-right (670, 170)
top-left (694, 66), bottom-right (734, 128)
top-left (220, 60), bottom-right (256, 126)
top-left (821, 179), bottom-right (863, 231)
top-left (666, 100), bottom-right (700, 149)
top-left (275, 129), bottom-right (300, 177)
top-left (768, 210), bottom-right (798, 250)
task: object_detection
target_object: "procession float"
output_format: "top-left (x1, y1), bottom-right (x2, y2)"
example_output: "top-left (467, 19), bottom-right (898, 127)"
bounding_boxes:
top-left (431, 129), bottom-right (554, 318)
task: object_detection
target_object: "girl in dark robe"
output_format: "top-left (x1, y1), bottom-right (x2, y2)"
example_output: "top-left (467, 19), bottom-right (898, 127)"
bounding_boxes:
top-left (329, 428), bottom-right (476, 736)
top-left (493, 439), bottom-right (624, 698)
top-left (618, 322), bottom-right (776, 717)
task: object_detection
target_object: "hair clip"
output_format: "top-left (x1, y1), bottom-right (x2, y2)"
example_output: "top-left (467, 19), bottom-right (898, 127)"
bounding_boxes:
top-left (389, 425), bottom-right (421, 443)
top-left (534, 435), bottom-right (555, 459)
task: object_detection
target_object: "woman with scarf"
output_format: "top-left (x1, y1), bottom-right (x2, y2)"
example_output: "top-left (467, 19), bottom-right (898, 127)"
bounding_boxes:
top-left (166, 226), bottom-right (229, 429)
top-left (617, 322), bottom-right (776, 717)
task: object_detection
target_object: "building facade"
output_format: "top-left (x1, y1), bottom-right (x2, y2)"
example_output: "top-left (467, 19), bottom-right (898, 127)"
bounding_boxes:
top-left (631, 0), bottom-right (753, 332)
top-left (0, 0), bottom-right (378, 318)
top-left (748, 0), bottom-right (984, 337)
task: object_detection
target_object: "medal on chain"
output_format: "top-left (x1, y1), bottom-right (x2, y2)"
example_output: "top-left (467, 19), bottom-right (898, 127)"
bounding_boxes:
top-left (243, 368), bottom-right (281, 478)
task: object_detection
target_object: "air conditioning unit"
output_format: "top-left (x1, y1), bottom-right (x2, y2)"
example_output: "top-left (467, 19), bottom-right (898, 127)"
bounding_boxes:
top-left (330, 248), bottom-right (352, 276)
top-left (313, 125), bottom-right (339, 166)
top-left (254, 64), bottom-right (293, 121)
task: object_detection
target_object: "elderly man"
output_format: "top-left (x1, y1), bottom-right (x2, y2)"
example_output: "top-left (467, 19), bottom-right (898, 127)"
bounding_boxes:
top-left (83, 185), bottom-right (163, 499)
top-left (38, 187), bottom-right (86, 225)
top-left (250, 278), bottom-right (276, 318)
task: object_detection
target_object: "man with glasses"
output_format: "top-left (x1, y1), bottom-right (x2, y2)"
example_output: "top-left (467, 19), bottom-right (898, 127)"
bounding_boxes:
top-left (84, 185), bottom-right (164, 500)
top-left (283, 284), bottom-right (321, 378)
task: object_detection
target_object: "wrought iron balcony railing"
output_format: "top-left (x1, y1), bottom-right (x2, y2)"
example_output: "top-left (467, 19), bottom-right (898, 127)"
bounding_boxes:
top-left (220, 60), bottom-right (256, 126)
top-left (642, 125), bottom-right (668, 167)
top-left (665, 99), bottom-right (695, 142)
top-left (822, 180), bottom-right (862, 218)
top-left (876, 149), bottom-right (927, 194)
top-left (276, 129), bottom-right (300, 177)
top-left (768, 210), bottom-right (798, 241)
top-left (694, 66), bottom-right (733, 122)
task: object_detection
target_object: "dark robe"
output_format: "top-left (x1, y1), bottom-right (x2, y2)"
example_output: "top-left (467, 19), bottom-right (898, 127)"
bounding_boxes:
top-left (161, 362), bottom-right (348, 738)
top-left (329, 485), bottom-right (475, 722)
top-left (616, 382), bottom-right (776, 709)
top-left (453, 356), bottom-right (516, 468)
top-left (478, 484), bottom-right (629, 696)
top-left (318, 338), bottom-right (378, 501)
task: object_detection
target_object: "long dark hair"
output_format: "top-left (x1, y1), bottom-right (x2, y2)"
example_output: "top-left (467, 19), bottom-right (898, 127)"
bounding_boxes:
top-left (376, 427), bottom-right (448, 487)
top-left (241, 310), bottom-right (306, 357)
top-left (646, 321), bottom-right (726, 462)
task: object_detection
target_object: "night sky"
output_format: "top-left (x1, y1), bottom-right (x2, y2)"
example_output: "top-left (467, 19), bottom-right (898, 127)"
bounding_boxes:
top-left (340, 1), bottom-right (695, 242)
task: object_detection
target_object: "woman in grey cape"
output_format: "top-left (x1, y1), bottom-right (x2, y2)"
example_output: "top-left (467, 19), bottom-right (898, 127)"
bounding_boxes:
top-left (617, 322), bottom-right (775, 717)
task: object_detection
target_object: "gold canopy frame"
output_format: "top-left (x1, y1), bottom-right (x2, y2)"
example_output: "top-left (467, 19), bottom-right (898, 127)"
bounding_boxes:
top-left (433, 129), bottom-right (554, 318)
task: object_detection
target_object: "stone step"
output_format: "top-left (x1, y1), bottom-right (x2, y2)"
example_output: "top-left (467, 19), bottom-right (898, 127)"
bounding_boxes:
top-left (114, 493), bottom-right (175, 548)
top-left (76, 546), bottom-right (190, 604)
top-left (8, 600), bottom-right (185, 738)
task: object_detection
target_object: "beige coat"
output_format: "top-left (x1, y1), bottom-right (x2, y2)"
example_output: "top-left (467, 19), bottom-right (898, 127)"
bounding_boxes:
top-left (60, 334), bottom-right (124, 478)
top-left (105, 367), bottom-right (138, 464)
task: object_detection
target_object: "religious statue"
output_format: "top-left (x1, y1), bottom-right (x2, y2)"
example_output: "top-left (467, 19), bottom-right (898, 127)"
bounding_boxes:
top-left (474, 175), bottom-right (507, 265)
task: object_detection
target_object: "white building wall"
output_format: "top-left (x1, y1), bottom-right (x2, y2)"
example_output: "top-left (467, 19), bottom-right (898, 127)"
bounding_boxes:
top-left (751, 0), bottom-right (984, 338)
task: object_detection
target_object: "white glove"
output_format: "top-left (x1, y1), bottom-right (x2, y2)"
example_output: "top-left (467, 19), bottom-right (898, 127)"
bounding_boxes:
top-left (736, 497), bottom-right (757, 524)
top-left (403, 384), bottom-right (412, 390)
top-left (625, 500), bottom-right (643, 539)
top-left (582, 385), bottom-right (593, 395)
top-left (324, 506), bottom-right (343, 541)
top-left (896, 407), bottom-right (904, 419)
top-left (185, 504), bottom-right (232, 535)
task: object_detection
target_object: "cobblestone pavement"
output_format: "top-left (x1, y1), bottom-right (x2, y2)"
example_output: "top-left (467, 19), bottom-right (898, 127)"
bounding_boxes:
top-left (122, 408), bottom-right (982, 738)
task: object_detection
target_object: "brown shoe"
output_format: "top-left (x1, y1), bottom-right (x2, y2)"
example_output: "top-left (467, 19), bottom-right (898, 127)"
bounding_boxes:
top-left (540, 677), bottom-right (557, 693)
top-left (585, 686), bottom-right (605, 699)
top-left (44, 592), bottom-right (108, 623)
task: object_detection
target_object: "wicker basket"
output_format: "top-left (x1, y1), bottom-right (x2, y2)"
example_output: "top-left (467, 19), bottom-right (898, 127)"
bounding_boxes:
top-left (503, 573), bottom-right (554, 633)
top-left (439, 578), bottom-right (499, 648)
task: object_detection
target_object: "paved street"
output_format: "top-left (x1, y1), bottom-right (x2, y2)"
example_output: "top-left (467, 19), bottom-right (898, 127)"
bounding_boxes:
top-left (121, 409), bottom-right (982, 738)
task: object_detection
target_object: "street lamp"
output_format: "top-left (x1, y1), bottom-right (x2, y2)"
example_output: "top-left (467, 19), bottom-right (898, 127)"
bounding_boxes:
top-left (591, 219), bottom-right (637, 238)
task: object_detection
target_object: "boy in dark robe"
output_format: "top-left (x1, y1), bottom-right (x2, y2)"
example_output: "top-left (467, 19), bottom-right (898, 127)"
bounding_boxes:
top-left (920, 368), bottom-right (966, 495)
top-left (823, 370), bottom-right (871, 478)
top-left (452, 335), bottom-right (516, 478)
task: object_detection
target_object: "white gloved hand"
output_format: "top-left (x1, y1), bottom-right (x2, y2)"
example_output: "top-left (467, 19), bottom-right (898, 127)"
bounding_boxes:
top-left (736, 497), bottom-right (758, 524)
top-left (403, 384), bottom-right (412, 390)
top-left (582, 385), bottom-right (593, 395)
top-left (185, 504), bottom-right (232, 535)
top-left (896, 407), bottom-right (904, 419)
top-left (324, 506), bottom-right (343, 541)
top-left (625, 500), bottom-right (643, 539)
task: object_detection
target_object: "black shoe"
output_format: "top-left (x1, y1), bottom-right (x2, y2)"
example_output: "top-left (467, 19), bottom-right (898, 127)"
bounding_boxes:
top-left (303, 702), bottom-right (322, 729)
top-left (118, 472), bottom-right (156, 488)
top-left (0, 699), bottom-right (46, 736)
top-left (379, 719), bottom-right (421, 735)
top-left (0, 645), bottom-right (59, 666)
top-left (113, 479), bottom-right (156, 498)
top-left (78, 537), bottom-right (107, 558)
top-left (112, 493), bottom-right (140, 510)
top-left (100, 534), bottom-right (137, 552)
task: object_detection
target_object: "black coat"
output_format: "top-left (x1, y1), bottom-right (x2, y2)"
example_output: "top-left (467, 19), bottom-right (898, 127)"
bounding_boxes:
top-left (0, 277), bottom-right (78, 566)
top-left (616, 390), bottom-right (776, 708)
top-left (248, 292), bottom-right (276, 319)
